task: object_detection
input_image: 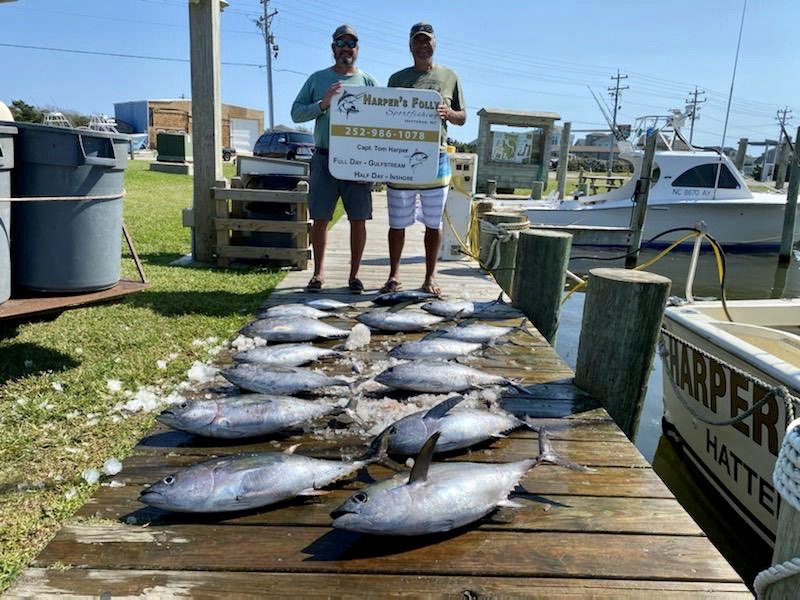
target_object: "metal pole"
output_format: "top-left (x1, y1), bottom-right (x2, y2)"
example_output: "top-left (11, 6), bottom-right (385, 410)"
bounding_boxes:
top-left (556, 122), bottom-right (571, 199)
top-left (778, 126), bottom-right (800, 264)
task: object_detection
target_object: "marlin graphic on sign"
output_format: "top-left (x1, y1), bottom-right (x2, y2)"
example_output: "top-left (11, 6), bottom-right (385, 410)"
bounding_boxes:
top-left (336, 91), bottom-right (366, 118)
top-left (408, 149), bottom-right (429, 169)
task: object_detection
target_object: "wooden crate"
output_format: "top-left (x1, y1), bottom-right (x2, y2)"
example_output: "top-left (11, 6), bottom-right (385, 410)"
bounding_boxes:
top-left (213, 178), bottom-right (311, 270)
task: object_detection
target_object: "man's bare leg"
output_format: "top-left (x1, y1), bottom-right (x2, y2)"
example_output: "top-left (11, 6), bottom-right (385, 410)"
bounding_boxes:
top-left (349, 219), bottom-right (366, 281)
top-left (422, 226), bottom-right (442, 294)
top-left (310, 219), bottom-right (329, 281)
top-left (382, 227), bottom-right (405, 291)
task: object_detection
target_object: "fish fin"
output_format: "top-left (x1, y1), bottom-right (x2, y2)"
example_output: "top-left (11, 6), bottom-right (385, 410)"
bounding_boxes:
top-left (284, 443), bottom-right (301, 454)
top-left (536, 428), bottom-right (593, 472)
top-left (389, 300), bottom-right (415, 313)
top-left (514, 318), bottom-right (536, 338)
top-left (507, 380), bottom-right (535, 396)
top-left (408, 432), bottom-right (440, 484)
top-left (298, 488), bottom-right (330, 496)
top-left (521, 416), bottom-right (541, 433)
top-left (496, 499), bottom-right (524, 509)
top-left (423, 395), bottom-right (464, 420)
top-left (361, 427), bottom-right (391, 462)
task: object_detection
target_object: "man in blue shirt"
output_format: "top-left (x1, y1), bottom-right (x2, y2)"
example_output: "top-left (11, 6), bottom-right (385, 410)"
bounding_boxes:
top-left (291, 25), bottom-right (377, 293)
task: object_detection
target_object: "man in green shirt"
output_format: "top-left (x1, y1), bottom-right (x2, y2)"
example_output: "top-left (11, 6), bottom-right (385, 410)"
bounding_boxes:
top-left (381, 22), bottom-right (466, 296)
top-left (291, 25), bottom-right (377, 293)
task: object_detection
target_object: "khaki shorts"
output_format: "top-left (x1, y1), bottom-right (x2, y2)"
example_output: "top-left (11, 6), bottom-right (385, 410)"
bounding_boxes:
top-left (309, 152), bottom-right (372, 221)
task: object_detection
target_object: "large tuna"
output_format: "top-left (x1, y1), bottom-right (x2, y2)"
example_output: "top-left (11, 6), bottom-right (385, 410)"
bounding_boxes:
top-left (331, 431), bottom-right (588, 535)
top-left (356, 310), bottom-right (444, 333)
top-left (241, 317), bottom-right (350, 343)
top-left (233, 343), bottom-right (342, 367)
top-left (374, 361), bottom-right (530, 394)
top-left (156, 394), bottom-right (349, 438)
top-left (139, 436), bottom-right (388, 513)
top-left (222, 364), bottom-right (349, 395)
top-left (388, 339), bottom-right (482, 361)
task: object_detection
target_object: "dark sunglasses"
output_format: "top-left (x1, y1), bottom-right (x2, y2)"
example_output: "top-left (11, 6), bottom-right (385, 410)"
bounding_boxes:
top-left (334, 39), bottom-right (357, 49)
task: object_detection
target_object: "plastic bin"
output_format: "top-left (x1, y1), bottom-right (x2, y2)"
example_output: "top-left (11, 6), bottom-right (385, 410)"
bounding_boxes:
top-left (4, 121), bottom-right (130, 293)
top-left (0, 124), bottom-right (16, 304)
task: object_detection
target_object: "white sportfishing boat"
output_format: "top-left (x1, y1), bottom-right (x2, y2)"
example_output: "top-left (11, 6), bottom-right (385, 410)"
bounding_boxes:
top-left (491, 114), bottom-right (795, 250)
top-left (660, 296), bottom-right (800, 546)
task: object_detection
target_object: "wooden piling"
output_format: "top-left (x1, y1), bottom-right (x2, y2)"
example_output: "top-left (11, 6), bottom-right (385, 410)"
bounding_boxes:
top-left (574, 268), bottom-right (671, 439)
top-left (774, 139), bottom-right (790, 190)
top-left (763, 420), bottom-right (800, 599)
top-left (626, 132), bottom-right (658, 268)
top-left (734, 138), bottom-right (748, 172)
top-left (478, 212), bottom-right (529, 295)
top-left (778, 127), bottom-right (800, 265)
top-left (531, 181), bottom-right (544, 200)
top-left (556, 122), bottom-right (571, 199)
top-left (512, 229), bottom-right (572, 343)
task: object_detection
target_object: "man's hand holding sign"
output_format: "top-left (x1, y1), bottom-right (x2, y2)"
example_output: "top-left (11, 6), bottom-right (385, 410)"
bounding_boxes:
top-left (328, 85), bottom-right (442, 184)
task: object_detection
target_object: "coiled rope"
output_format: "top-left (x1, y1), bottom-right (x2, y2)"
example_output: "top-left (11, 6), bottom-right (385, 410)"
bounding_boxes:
top-left (754, 418), bottom-right (800, 598)
top-left (478, 220), bottom-right (522, 270)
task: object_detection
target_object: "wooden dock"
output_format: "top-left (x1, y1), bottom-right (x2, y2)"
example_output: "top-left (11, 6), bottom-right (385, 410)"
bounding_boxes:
top-left (7, 193), bottom-right (750, 598)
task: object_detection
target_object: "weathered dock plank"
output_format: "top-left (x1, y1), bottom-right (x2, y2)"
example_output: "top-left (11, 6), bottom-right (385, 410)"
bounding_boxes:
top-left (33, 524), bottom-right (740, 582)
top-left (7, 192), bottom-right (750, 597)
top-left (7, 569), bottom-right (754, 599)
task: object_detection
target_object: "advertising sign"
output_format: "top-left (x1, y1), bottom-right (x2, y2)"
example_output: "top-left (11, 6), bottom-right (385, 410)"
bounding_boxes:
top-left (328, 86), bottom-right (442, 183)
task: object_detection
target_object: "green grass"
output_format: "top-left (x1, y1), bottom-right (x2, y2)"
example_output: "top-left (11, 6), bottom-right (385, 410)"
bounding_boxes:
top-left (0, 160), bottom-right (285, 591)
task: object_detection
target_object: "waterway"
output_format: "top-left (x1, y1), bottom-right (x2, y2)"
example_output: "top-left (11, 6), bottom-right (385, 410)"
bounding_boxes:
top-left (556, 246), bottom-right (800, 589)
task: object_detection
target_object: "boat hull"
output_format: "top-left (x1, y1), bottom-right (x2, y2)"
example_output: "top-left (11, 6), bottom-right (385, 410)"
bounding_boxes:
top-left (660, 299), bottom-right (800, 545)
top-left (517, 200), bottom-right (798, 250)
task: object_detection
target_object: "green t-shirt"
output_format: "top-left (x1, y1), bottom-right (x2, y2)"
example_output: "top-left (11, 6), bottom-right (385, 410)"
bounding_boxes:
top-left (291, 67), bottom-right (378, 149)
top-left (388, 64), bottom-right (464, 146)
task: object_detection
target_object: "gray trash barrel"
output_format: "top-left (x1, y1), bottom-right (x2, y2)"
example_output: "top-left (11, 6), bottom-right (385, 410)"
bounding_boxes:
top-left (0, 124), bottom-right (16, 304)
top-left (6, 121), bottom-right (130, 293)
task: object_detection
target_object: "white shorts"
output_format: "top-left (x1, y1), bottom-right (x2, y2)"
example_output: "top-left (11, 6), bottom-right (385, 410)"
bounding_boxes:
top-left (386, 186), bottom-right (449, 229)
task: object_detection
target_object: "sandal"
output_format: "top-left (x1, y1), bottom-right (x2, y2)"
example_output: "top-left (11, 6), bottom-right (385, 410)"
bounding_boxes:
top-left (305, 276), bottom-right (323, 292)
top-left (379, 279), bottom-right (401, 294)
top-left (348, 278), bottom-right (364, 294)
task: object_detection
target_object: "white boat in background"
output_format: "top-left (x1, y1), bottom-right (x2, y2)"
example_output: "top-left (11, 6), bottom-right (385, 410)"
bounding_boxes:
top-left (660, 298), bottom-right (800, 545)
top-left (491, 114), bottom-right (795, 250)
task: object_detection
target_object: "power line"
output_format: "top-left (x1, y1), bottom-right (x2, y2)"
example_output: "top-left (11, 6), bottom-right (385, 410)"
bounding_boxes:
top-left (0, 42), bottom-right (262, 67)
top-left (255, 0), bottom-right (278, 130)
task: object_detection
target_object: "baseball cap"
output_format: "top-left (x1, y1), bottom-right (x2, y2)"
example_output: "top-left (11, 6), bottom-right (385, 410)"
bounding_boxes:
top-left (409, 22), bottom-right (434, 39)
top-left (332, 24), bottom-right (358, 41)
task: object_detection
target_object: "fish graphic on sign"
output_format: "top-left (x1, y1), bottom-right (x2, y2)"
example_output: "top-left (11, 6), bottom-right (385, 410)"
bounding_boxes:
top-left (336, 91), bottom-right (366, 118)
top-left (408, 149), bottom-right (429, 170)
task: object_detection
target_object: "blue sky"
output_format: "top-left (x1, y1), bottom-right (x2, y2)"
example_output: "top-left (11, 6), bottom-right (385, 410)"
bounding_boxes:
top-left (1, 0), bottom-right (797, 149)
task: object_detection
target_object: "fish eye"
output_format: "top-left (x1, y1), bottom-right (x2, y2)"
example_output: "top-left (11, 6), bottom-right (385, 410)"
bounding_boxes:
top-left (352, 492), bottom-right (368, 504)
top-left (179, 402), bottom-right (188, 409)
top-left (163, 475), bottom-right (175, 486)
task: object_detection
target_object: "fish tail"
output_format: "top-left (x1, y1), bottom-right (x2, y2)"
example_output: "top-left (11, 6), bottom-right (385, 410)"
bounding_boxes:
top-left (507, 380), bottom-right (535, 396)
top-left (535, 428), bottom-right (593, 472)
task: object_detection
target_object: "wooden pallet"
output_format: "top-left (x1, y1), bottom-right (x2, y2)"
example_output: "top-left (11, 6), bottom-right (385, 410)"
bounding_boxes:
top-left (213, 180), bottom-right (311, 270)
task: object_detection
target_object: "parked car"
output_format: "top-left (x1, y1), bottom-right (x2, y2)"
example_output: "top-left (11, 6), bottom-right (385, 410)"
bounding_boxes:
top-left (222, 146), bottom-right (236, 161)
top-left (253, 129), bottom-right (315, 161)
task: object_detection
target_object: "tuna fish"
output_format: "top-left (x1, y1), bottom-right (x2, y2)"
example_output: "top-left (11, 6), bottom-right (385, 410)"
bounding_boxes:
top-left (222, 364), bottom-right (349, 395)
top-left (372, 290), bottom-right (439, 306)
top-left (256, 304), bottom-right (330, 319)
top-left (374, 361), bottom-right (530, 394)
top-left (356, 310), bottom-right (444, 332)
top-left (380, 395), bottom-right (531, 454)
top-left (421, 299), bottom-right (475, 319)
top-left (305, 298), bottom-right (351, 311)
top-left (139, 435), bottom-right (388, 513)
top-left (330, 430), bottom-right (589, 535)
top-left (156, 394), bottom-right (349, 439)
top-left (428, 323), bottom-right (520, 344)
top-left (233, 343), bottom-right (342, 367)
top-left (388, 339), bottom-right (482, 361)
top-left (241, 317), bottom-right (350, 342)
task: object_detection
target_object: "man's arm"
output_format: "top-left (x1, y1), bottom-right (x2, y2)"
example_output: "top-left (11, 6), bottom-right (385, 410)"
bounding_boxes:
top-left (447, 76), bottom-right (467, 126)
top-left (291, 77), bottom-right (323, 123)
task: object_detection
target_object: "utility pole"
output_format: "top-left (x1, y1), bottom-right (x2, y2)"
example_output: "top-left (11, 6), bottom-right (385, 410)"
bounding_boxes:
top-left (685, 86), bottom-right (706, 145)
top-left (256, 0), bottom-right (278, 131)
top-left (776, 106), bottom-right (793, 144)
top-left (607, 69), bottom-right (628, 174)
